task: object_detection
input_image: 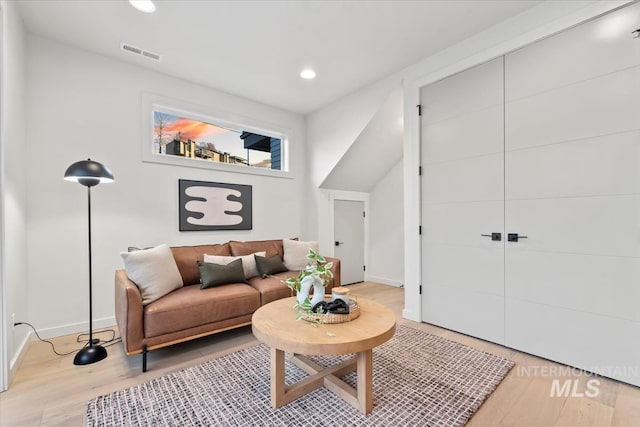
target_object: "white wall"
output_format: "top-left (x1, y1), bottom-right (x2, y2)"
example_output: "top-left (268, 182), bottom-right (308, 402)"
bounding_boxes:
top-left (24, 35), bottom-right (307, 338)
top-left (368, 160), bottom-right (404, 287)
top-left (0, 0), bottom-right (29, 389)
top-left (305, 74), bottom-right (400, 255)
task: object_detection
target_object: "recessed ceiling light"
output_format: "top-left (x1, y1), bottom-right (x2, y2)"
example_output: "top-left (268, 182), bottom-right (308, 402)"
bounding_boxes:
top-left (129, 0), bottom-right (156, 13)
top-left (300, 69), bottom-right (316, 80)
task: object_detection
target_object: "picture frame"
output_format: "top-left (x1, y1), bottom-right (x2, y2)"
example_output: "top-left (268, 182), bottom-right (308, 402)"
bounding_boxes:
top-left (178, 179), bottom-right (252, 231)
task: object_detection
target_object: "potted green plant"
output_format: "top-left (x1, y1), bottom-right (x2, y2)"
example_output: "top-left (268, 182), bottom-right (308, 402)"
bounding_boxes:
top-left (286, 248), bottom-right (334, 311)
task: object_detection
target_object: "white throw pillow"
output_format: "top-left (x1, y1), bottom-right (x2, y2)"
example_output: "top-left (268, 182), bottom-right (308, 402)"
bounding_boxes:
top-left (204, 251), bottom-right (266, 279)
top-left (283, 239), bottom-right (319, 271)
top-left (120, 244), bottom-right (183, 306)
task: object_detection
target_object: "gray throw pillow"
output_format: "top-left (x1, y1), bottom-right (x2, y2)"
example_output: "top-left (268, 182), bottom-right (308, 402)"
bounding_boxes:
top-left (255, 254), bottom-right (288, 278)
top-left (197, 258), bottom-right (248, 289)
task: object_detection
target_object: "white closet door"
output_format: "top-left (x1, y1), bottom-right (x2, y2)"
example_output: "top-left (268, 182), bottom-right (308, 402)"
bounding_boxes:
top-left (504, 3), bottom-right (640, 386)
top-left (420, 58), bottom-right (505, 344)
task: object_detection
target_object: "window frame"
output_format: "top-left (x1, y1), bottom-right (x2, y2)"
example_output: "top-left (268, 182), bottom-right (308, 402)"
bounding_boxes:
top-left (141, 93), bottom-right (293, 179)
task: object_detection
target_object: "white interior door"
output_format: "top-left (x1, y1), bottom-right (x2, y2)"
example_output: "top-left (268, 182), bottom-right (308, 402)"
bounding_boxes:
top-left (504, 3), bottom-right (640, 386)
top-left (420, 57), bottom-right (505, 345)
top-left (334, 200), bottom-right (365, 285)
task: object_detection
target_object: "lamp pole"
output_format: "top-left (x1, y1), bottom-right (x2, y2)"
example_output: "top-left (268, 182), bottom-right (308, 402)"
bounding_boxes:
top-left (86, 185), bottom-right (94, 351)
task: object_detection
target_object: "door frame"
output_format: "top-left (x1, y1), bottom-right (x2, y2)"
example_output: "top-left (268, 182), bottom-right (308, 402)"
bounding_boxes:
top-left (328, 190), bottom-right (369, 282)
top-left (0, 2), bottom-right (7, 392)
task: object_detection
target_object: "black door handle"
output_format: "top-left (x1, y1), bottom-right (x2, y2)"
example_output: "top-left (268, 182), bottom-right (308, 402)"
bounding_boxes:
top-left (335, 241), bottom-right (344, 246)
top-left (481, 232), bottom-right (501, 241)
top-left (508, 233), bottom-right (528, 242)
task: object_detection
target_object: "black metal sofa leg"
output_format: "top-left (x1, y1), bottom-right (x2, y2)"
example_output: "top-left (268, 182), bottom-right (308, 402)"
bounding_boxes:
top-left (142, 345), bottom-right (148, 373)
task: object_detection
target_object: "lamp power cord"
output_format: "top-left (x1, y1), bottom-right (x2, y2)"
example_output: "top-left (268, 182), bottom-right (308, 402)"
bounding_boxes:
top-left (13, 322), bottom-right (121, 357)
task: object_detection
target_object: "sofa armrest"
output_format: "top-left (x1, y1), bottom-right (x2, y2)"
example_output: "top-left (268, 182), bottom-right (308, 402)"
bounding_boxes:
top-left (115, 269), bottom-right (144, 354)
top-left (324, 257), bottom-right (341, 289)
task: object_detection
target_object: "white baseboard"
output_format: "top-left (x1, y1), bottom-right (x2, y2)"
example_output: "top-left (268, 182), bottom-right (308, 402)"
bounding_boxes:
top-left (9, 330), bottom-right (32, 386)
top-left (365, 275), bottom-right (404, 288)
top-left (35, 316), bottom-right (116, 340)
top-left (402, 308), bottom-right (420, 322)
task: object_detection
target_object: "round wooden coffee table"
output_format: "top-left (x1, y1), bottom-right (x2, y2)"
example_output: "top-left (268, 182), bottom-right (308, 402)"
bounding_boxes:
top-left (252, 296), bottom-right (396, 414)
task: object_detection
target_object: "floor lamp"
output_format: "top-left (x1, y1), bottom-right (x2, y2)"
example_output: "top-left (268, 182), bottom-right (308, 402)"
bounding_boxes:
top-left (64, 159), bottom-right (114, 365)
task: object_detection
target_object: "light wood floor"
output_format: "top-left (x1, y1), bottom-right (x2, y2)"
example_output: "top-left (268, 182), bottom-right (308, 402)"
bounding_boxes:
top-left (1, 282), bottom-right (639, 426)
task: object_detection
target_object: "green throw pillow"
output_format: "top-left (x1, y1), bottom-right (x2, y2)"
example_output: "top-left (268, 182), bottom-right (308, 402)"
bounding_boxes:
top-left (197, 258), bottom-right (248, 289)
top-left (255, 254), bottom-right (288, 278)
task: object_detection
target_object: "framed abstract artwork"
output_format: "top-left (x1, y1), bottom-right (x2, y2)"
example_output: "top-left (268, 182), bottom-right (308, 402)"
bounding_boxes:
top-left (178, 179), bottom-right (252, 231)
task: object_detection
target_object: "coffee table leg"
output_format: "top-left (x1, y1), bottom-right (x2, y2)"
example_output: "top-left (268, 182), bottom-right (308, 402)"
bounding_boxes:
top-left (357, 349), bottom-right (373, 414)
top-left (270, 347), bottom-right (373, 414)
top-left (270, 347), bottom-right (285, 408)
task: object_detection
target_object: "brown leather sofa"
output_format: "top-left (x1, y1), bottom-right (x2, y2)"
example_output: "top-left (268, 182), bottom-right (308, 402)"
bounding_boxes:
top-left (115, 239), bottom-right (340, 371)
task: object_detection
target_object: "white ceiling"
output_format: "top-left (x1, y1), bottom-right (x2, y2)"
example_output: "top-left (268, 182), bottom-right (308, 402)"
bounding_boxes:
top-left (16, 0), bottom-right (542, 114)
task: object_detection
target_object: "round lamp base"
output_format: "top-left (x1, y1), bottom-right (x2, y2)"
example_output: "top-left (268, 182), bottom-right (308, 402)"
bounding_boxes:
top-left (73, 344), bottom-right (108, 366)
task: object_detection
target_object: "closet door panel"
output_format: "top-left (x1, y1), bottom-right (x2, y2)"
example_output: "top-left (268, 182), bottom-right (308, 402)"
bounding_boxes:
top-left (505, 3), bottom-right (640, 101)
top-left (423, 107), bottom-right (503, 163)
top-left (422, 58), bottom-right (503, 125)
top-left (506, 196), bottom-right (640, 258)
top-left (506, 130), bottom-right (640, 200)
top-left (505, 299), bottom-right (640, 386)
top-left (505, 66), bottom-right (640, 151)
top-left (424, 285), bottom-right (505, 345)
top-left (424, 201), bottom-right (503, 246)
top-left (421, 57), bottom-right (505, 345)
top-left (506, 250), bottom-right (640, 323)
top-left (504, 3), bottom-right (640, 387)
top-left (423, 154), bottom-right (503, 204)
top-left (425, 243), bottom-right (504, 297)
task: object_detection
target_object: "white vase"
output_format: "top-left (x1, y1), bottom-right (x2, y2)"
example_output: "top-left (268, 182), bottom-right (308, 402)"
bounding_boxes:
top-left (297, 275), bottom-right (325, 307)
top-left (310, 276), bottom-right (326, 306)
top-left (296, 276), bottom-right (313, 305)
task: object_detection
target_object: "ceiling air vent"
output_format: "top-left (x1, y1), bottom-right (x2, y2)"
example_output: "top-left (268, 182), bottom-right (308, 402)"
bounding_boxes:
top-left (121, 43), bottom-right (161, 62)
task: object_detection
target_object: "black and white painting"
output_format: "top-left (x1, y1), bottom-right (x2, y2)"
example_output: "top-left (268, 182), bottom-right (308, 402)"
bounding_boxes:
top-left (179, 180), bottom-right (252, 231)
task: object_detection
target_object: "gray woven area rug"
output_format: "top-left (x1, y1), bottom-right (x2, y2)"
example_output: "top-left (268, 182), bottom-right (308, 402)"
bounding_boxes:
top-left (87, 325), bottom-right (514, 426)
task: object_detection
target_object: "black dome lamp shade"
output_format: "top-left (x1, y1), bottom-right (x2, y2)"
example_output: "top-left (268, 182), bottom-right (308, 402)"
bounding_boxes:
top-left (64, 159), bottom-right (114, 366)
top-left (64, 159), bottom-right (114, 187)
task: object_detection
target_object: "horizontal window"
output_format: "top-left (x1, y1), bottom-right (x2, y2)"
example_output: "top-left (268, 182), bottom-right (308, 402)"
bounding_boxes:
top-left (142, 96), bottom-right (291, 178)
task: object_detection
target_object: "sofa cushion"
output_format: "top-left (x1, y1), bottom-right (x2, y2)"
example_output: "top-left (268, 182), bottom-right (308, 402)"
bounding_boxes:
top-left (283, 239), bottom-right (319, 271)
top-left (143, 283), bottom-right (260, 338)
top-left (229, 239), bottom-right (284, 259)
top-left (120, 244), bottom-right (183, 305)
top-left (198, 259), bottom-right (248, 289)
top-left (171, 243), bottom-right (231, 286)
top-left (248, 271), bottom-right (299, 306)
top-left (255, 254), bottom-right (288, 278)
top-left (204, 251), bottom-right (266, 279)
